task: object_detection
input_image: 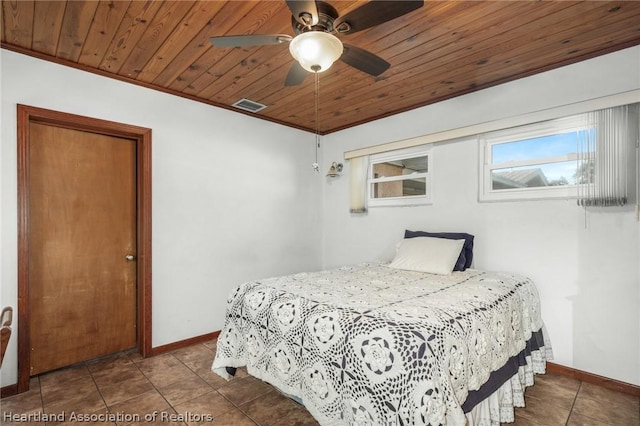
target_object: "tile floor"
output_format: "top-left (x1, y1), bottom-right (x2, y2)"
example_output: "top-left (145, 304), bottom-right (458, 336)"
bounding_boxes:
top-left (1, 339), bottom-right (638, 425)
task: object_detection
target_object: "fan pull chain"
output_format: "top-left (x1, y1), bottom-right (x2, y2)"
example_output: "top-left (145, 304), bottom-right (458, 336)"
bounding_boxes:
top-left (314, 70), bottom-right (320, 171)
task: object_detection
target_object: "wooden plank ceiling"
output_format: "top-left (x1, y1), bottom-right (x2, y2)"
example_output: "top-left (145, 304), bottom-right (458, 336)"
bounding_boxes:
top-left (2, 1), bottom-right (640, 134)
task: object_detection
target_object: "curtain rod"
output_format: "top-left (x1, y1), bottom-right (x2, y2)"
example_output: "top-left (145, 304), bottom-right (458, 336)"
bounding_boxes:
top-left (344, 89), bottom-right (640, 160)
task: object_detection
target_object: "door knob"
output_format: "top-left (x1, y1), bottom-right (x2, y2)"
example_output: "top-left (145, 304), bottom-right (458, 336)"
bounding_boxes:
top-left (125, 254), bottom-right (136, 261)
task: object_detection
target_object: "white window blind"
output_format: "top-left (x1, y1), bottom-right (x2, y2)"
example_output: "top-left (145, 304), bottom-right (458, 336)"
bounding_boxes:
top-left (577, 104), bottom-right (638, 207)
top-left (349, 155), bottom-right (368, 214)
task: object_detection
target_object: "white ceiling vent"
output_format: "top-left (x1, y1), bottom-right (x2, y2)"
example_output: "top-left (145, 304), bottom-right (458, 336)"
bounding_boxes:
top-left (232, 98), bottom-right (267, 113)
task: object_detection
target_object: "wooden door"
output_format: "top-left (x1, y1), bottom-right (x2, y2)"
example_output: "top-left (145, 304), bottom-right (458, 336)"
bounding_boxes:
top-left (28, 122), bottom-right (137, 375)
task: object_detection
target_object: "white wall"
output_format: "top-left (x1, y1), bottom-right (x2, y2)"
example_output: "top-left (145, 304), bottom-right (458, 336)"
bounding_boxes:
top-left (322, 46), bottom-right (640, 386)
top-left (0, 50), bottom-right (323, 387)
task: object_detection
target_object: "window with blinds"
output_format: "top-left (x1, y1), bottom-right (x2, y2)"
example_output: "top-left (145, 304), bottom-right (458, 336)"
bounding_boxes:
top-left (479, 103), bottom-right (638, 204)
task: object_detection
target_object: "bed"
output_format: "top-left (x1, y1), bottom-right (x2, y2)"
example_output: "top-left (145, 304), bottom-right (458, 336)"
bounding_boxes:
top-left (212, 236), bottom-right (552, 425)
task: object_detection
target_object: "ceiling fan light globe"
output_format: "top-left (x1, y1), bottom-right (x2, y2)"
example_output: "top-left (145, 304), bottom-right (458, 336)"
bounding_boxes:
top-left (289, 31), bottom-right (343, 73)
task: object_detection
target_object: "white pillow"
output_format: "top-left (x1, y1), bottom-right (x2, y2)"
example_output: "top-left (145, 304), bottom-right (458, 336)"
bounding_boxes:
top-left (388, 237), bottom-right (465, 275)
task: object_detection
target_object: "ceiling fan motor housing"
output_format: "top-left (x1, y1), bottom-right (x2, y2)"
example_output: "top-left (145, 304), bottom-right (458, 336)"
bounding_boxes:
top-left (291, 1), bottom-right (340, 35)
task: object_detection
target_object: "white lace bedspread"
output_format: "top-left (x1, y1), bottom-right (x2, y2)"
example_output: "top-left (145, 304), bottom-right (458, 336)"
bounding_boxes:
top-left (212, 263), bottom-right (552, 425)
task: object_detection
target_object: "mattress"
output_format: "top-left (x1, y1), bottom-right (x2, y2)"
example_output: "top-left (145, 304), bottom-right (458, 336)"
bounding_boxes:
top-left (212, 263), bottom-right (552, 425)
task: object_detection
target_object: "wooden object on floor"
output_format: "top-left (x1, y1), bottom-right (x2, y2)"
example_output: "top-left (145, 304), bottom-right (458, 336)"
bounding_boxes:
top-left (1, 306), bottom-right (13, 367)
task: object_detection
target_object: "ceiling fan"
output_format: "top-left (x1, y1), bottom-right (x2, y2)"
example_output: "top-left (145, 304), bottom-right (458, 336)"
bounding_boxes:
top-left (209, 0), bottom-right (424, 86)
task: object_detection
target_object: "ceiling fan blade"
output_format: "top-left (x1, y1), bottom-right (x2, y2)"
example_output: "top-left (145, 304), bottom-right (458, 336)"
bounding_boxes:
top-left (284, 61), bottom-right (309, 86)
top-left (334, 1), bottom-right (424, 34)
top-left (340, 44), bottom-right (390, 76)
top-left (286, 0), bottom-right (319, 27)
top-left (209, 34), bottom-right (292, 48)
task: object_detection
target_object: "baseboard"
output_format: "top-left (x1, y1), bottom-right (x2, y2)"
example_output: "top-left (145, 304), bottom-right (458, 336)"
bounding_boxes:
top-left (1, 331), bottom-right (221, 399)
top-left (547, 362), bottom-right (640, 397)
top-left (1, 383), bottom-right (18, 398)
top-left (147, 330), bottom-right (220, 357)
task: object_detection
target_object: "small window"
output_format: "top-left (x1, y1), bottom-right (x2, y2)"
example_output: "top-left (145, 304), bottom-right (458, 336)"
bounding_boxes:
top-left (368, 147), bottom-right (432, 207)
top-left (479, 115), bottom-right (594, 202)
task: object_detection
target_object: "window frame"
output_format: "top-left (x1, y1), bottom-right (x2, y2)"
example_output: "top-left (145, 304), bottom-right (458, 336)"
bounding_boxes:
top-left (479, 114), bottom-right (594, 202)
top-left (368, 146), bottom-right (433, 207)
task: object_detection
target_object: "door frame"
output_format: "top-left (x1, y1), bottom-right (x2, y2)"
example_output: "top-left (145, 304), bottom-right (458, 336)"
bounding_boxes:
top-left (16, 104), bottom-right (152, 393)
